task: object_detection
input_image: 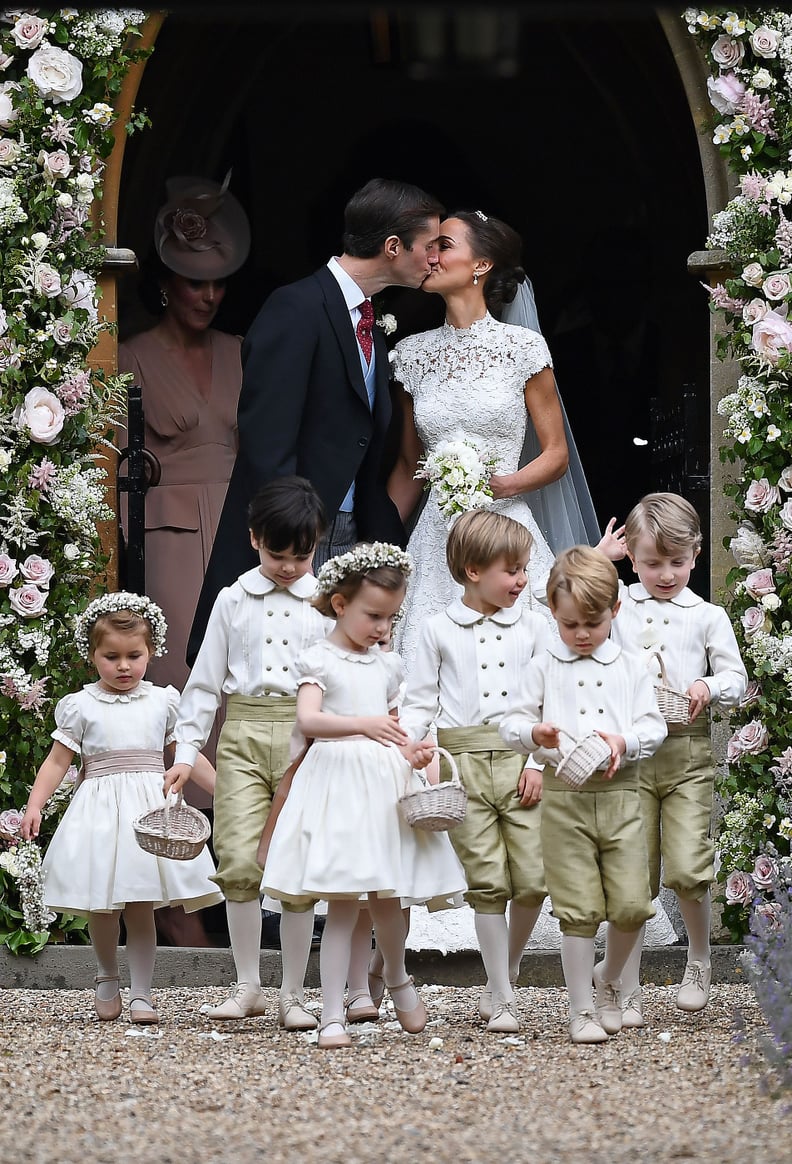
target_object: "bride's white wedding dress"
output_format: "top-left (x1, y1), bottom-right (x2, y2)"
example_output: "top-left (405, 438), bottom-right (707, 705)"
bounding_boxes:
top-left (391, 312), bottom-right (557, 672)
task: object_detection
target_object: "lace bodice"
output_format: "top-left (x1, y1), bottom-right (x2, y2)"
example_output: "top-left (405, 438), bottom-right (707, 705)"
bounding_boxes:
top-left (391, 313), bottom-right (552, 472)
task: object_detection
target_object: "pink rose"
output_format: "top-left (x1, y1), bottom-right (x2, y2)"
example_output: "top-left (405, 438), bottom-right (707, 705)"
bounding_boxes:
top-left (742, 262), bottom-right (765, 287)
top-left (0, 136), bottom-right (21, 164)
top-left (750, 25), bottom-right (781, 59)
top-left (739, 679), bottom-right (762, 708)
top-left (741, 606), bottom-right (769, 638)
top-left (752, 854), bottom-right (778, 889)
top-left (16, 387), bottom-right (65, 445)
top-left (0, 808), bottom-right (23, 840)
top-left (0, 553), bottom-right (18, 586)
top-left (37, 148), bottom-right (71, 183)
top-left (10, 14), bottom-right (47, 50)
top-left (744, 568), bottom-right (776, 598)
top-left (735, 720), bottom-right (770, 757)
top-left (20, 555), bottom-right (54, 588)
top-left (61, 268), bottom-right (97, 323)
top-left (763, 272), bottom-right (792, 301)
top-left (707, 72), bottom-right (746, 114)
top-left (751, 310), bottom-right (792, 364)
top-left (745, 477), bottom-right (780, 513)
top-left (754, 902), bottom-right (782, 930)
top-left (8, 583), bottom-right (48, 618)
top-left (33, 262), bottom-right (61, 298)
top-left (48, 319), bottom-right (73, 346)
top-left (711, 35), bottom-right (745, 69)
top-left (743, 298), bottom-right (769, 325)
top-left (725, 869), bottom-right (755, 904)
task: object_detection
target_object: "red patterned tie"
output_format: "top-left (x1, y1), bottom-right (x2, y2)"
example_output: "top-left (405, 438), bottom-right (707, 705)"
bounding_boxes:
top-left (357, 299), bottom-right (374, 364)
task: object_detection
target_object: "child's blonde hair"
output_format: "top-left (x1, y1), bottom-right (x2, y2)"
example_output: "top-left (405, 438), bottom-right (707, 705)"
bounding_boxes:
top-left (624, 492), bottom-right (702, 557)
top-left (547, 545), bottom-right (619, 619)
top-left (88, 611), bottom-right (155, 658)
top-left (446, 509), bottom-right (533, 585)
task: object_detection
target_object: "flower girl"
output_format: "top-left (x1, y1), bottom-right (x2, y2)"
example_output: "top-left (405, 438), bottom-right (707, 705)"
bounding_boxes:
top-left (261, 543), bottom-right (466, 1048)
top-left (20, 592), bottom-right (222, 1023)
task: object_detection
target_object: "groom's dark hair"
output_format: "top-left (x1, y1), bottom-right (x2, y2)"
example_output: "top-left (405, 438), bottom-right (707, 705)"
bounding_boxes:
top-left (342, 178), bottom-right (444, 258)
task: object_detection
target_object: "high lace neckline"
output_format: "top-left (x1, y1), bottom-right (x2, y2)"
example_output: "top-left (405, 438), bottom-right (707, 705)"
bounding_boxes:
top-left (441, 312), bottom-right (494, 338)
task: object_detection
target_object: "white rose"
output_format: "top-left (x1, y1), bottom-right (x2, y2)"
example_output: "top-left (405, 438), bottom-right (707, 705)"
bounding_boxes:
top-left (0, 80), bottom-right (18, 128)
top-left (72, 171), bottom-right (94, 204)
top-left (743, 298), bottom-right (769, 325)
top-left (0, 52), bottom-right (14, 71)
top-left (11, 14), bottom-right (47, 50)
top-left (16, 386), bottom-right (65, 445)
top-left (26, 42), bottom-right (83, 104)
top-left (9, 583), bottom-right (47, 618)
top-left (742, 262), bottom-right (765, 287)
top-left (0, 304), bottom-right (6, 336)
top-left (711, 34), bottom-right (745, 69)
top-left (779, 498), bottom-right (792, 531)
top-left (750, 25), bottom-right (781, 59)
top-left (762, 271), bottom-right (791, 301)
top-left (63, 543), bottom-right (80, 561)
top-left (762, 593), bottom-right (782, 611)
top-left (753, 68), bottom-right (774, 89)
top-left (37, 148), bottom-right (71, 183)
top-left (0, 136), bottom-right (20, 164)
top-left (729, 523), bottom-right (770, 568)
top-left (0, 449), bottom-right (11, 472)
top-left (61, 268), bottom-right (97, 322)
top-left (33, 261), bottom-right (61, 298)
top-left (778, 465), bottom-right (792, 492)
top-left (55, 191), bottom-right (72, 208)
top-left (29, 231), bottom-right (47, 251)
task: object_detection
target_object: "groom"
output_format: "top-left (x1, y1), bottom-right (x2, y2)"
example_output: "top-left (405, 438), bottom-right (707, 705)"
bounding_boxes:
top-left (187, 177), bottom-right (443, 664)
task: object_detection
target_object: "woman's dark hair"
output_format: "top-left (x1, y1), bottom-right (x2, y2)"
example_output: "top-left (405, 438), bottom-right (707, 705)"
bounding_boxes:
top-left (449, 209), bottom-right (527, 318)
top-left (248, 476), bottom-right (327, 555)
top-left (342, 177), bottom-right (445, 258)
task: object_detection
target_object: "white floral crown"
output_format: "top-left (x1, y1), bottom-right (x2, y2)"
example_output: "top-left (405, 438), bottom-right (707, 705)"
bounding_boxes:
top-left (74, 591), bottom-right (168, 660)
top-left (315, 542), bottom-right (413, 595)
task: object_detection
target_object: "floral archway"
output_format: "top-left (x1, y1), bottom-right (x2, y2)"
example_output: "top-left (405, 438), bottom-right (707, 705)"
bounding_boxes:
top-left (0, 5), bottom-right (790, 957)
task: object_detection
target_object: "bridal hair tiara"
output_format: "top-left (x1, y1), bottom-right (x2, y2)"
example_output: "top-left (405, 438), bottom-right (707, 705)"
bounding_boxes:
top-left (74, 591), bottom-right (168, 659)
top-left (315, 542), bottom-right (413, 595)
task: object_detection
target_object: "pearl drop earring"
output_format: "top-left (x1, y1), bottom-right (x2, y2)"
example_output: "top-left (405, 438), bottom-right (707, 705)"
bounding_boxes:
top-left (473, 272), bottom-right (479, 286)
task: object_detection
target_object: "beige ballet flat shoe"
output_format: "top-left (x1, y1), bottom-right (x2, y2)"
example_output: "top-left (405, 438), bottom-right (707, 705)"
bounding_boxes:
top-left (387, 977), bottom-right (427, 1034)
top-left (129, 996), bottom-right (159, 1025)
top-left (93, 975), bottom-right (122, 1022)
top-left (204, 982), bottom-right (269, 1021)
top-left (345, 989), bottom-right (380, 1024)
top-left (317, 1017), bottom-right (352, 1049)
top-left (278, 992), bottom-right (318, 1031)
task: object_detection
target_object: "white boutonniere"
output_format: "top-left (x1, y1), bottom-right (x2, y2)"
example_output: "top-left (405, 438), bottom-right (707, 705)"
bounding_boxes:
top-left (376, 312), bottom-right (397, 336)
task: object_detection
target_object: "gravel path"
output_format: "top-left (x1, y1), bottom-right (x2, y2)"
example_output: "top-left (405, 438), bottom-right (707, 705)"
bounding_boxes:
top-left (2, 982), bottom-right (790, 1163)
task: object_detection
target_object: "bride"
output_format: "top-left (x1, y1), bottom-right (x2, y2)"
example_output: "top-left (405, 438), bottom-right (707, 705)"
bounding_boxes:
top-left (387, 208), bottom-right (601, 672)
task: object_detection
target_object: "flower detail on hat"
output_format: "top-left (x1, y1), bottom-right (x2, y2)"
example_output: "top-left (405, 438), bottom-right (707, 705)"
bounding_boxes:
top-left (165, 207), bottom-right (208, 246)
top-left (74, 591), bottom-right (168, 660)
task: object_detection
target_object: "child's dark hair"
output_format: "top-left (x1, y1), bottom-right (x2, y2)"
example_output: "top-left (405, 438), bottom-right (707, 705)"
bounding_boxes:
top-left (89, 611), bottom-right (154, 657)
top-left (248, 476), bottom-right (327, 556)
top-left (449, 209), bottom-right (526, 319)
top-left (446, 509), bottom-right (533, 585)
top-left (313, 565), bottom-right (407, 619)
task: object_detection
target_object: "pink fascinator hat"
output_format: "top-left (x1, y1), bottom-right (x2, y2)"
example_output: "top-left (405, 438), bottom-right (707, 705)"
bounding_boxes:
top-left (154, 170), bottom-right (251, 280)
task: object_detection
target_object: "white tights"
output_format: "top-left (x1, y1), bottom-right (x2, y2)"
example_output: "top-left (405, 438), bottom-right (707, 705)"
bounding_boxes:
top-left (89, 902), bottom-right (156, 1003)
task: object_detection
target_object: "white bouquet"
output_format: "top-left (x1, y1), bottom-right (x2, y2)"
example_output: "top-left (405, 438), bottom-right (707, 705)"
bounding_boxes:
top-left (415, 438), bottom-right (498, 522)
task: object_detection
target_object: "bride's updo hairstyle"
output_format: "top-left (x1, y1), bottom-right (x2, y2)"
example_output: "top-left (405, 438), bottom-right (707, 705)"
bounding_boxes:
top-left (451, 208), bottom-right (527, 318)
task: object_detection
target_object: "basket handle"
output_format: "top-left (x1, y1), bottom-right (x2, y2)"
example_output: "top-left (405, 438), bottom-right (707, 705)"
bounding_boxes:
top-left (557, 727), bottom-right (582, 752)
top-left (406, 744), bottom-right (463, 792)
top-left (163, 789), bottom-right (183, 832)
top-left (651, 651), bottom-right (669, 685)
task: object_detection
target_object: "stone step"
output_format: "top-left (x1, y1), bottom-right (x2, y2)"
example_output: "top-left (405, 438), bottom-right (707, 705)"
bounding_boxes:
top-left (2, 944), bottom-right (747, 991)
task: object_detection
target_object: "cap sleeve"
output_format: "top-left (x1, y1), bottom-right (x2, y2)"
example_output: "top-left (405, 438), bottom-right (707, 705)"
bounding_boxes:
top-left (517, 328), bottom-right (553, 380)
top-left (295, 641), bottom-right (329, 692)
top-left (51, 692), bottom-right (85, 754)
top-left (390, 337), bottom-right (417, 397)
top-left (383, 650), bottom-right (405, 710)
top-left (164, 684), bottom-right (181, 745)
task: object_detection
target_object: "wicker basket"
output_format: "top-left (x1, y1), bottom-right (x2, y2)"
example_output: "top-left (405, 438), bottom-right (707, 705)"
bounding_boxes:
top-left (555, 729), bottom-right (612, 789)
top-left (398, 746), bottom-right (467, 832)
top-left (133, 792), bottom-right (211, 861)
top-left (651, 652), bottom-right (691, 725)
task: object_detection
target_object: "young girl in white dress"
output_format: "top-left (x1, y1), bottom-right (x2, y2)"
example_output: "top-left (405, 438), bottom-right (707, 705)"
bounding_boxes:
top-left (261, 543), bottom-right (466, 1048)
top-left (20, 592), bottom-right (222, 1024)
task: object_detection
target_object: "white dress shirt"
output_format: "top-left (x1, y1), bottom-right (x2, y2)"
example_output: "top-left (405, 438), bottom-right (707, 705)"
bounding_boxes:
top-left (400, 598), bottom-right (551, 742)
top-left (499, 638), bottom-right (668, 768)
top-left (173, 567), bottom-right (331, 766)
top-left (612, 582), bottom-right (747, 707)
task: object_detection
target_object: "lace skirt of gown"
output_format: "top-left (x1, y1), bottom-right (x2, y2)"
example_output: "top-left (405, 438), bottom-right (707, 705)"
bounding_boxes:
top-left (395, 490), bottom-right (557, 675)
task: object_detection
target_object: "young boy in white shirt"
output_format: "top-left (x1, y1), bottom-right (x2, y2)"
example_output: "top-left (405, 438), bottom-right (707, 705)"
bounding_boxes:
top-left (499, 545), bottom-right (667, 1044)
top-left (164, 476), bottom-right (331, 1028)
top-left (605, 493), bottom-right (747, 1024)
top-left (400, 509), bottom-right (551, 1033)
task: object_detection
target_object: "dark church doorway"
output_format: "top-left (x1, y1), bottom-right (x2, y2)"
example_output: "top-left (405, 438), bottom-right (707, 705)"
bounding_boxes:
top-left (117, 5), bottom-right (711, 585)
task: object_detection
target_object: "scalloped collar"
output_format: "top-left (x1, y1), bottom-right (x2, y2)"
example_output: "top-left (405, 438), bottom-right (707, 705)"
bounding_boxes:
top-left (320, 637), bottom-right (380, 664)
top-left (87, 679), bottom-right (153, 703)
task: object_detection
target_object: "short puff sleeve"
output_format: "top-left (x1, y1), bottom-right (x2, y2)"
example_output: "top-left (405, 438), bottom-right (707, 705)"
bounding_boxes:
top-left (51, 692), bottom-right (85, 754)
top-left (294, 642), bottom-right (329, 693)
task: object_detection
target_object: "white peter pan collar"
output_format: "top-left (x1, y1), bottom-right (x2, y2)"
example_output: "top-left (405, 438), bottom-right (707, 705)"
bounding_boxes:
top-left (445, 598), bottom-right (523, 627)
top-left (625, 582), bottom-right (702, 608)
top-left (238, 567), bottom-right (318, 599)
top-left (546, 639), bottom-right (621, 664)
top-left (87, 679), bottom-right (152, 703)
top-left (320, 638), bottom-right (380, 665)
